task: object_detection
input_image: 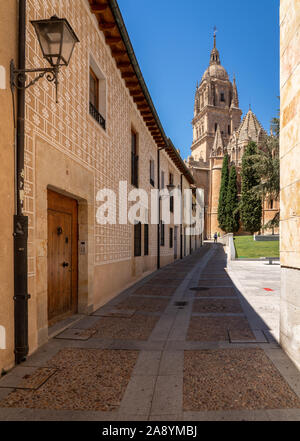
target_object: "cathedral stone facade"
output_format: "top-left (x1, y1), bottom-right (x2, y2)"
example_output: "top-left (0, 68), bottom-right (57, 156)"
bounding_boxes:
top-left (186, 34), bottom-right (279, 239)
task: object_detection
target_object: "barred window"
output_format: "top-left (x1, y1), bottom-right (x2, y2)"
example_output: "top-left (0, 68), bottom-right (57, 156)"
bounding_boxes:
top-left (150, 159), bottom-right (155, 187)
top-left (89, 68), bottom-right (99, 110)
top-left (131, 131), bottom-right (138, 187)
top-left (144, 224), bottom-right (149, 256)
top-left (161, 170), bottom-right (165, 189)
top-left (160, 221), bottom-right (165, 247)
top-left (134, 222), bottom-right (141, 257)
top-left (89, 64), bottom-right (106, 130)
top-left (169, 173), bottom-right (174, 213)
top-left (169, 227), bottom-right (173, 248)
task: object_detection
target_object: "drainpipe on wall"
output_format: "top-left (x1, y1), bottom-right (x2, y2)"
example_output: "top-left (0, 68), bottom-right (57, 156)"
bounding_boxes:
top-left (13, 0), bottom-right (30, 365)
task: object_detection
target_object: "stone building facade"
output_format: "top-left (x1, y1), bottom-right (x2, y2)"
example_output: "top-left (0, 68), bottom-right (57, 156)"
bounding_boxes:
top-left (280, 0), bottom-right (300, 369)
top-left (0, 0), bottom-right (200, 373)
top-left (186, 35), bottom-right (279, 238)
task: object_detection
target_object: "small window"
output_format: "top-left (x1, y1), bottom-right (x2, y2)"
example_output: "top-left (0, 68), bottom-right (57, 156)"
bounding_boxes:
top-left (220, 92), bottom-right (225, 102)
top-left (269, 199), bottom-right (274, 209)
top-left (228, 125), bottom-right (231, 135)
top-left (160, 221), bottom-right (165, 247)
top-left (131, 131), bottom-right (138, 187)
top-left (90, 68), bottom-right (99, 110)
top-left (169, 173), bottom-right (174, 213)
top-left (144, 224), bottom-right (149, 256)
top-left (150, 159), bottom-right (155, 187)
top-left (89, 67), bottom-right (106, 130)
top-left (170, 195), bottom-right (174, 213)
top-left (161, 170), bottom-right (165, 189)
top-left (215, 123), bottom-right (218, 132)
top-left (169, 227), bottom-right (173, 248)
top-left (134, 222), bottom-right (141, 257)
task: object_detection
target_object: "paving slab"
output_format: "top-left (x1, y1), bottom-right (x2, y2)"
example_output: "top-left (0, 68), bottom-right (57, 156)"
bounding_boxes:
top-left (150, 375), bottom-right (183, 416)
top-left (118, 375), bottom-right (157, 416)
top-left (266, 409), bottom-right (300, 421)
top-left (132, 351), bottom-right (162, 376)
top-left (158, 351), bottom-right (184, 376)
top-left (0, 367), bottom-right (56, 390)
top-left (54, 328), bottom-right (97, 340)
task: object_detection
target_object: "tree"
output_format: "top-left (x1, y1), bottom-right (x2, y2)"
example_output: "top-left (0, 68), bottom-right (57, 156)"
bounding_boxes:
top-left (218, 154), bottom-right (229, 231)
top-left (240, 141), bottom-right (262, 234)
top-left (246, 115), bottom-right (280, 229)
top-left (225, 165), bottom-right (239, 233)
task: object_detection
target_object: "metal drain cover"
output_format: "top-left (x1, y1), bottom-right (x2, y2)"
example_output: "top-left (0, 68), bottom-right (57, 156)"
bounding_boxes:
top-left (174, 301), bottom-right (188, 307)
top-left (190, 287), bottom-right (209, 291)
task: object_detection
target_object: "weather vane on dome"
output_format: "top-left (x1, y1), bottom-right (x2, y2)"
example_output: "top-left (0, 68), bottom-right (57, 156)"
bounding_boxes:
top-left (213, 26), bottom-right (217, 48)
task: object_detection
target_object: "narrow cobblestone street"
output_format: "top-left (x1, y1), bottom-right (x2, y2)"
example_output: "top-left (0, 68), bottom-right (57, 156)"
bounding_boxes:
top-left (0, 244), bottom-right (300, 421)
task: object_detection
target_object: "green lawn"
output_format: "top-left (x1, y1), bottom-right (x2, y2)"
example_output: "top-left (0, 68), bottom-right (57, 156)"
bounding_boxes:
top-left (233, 236), bottom-right (279, 259)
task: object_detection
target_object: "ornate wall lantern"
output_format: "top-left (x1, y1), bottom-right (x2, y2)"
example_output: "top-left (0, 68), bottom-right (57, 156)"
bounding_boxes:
top-left (10, 15), bottom-right (79, 102)
top-left (166, 183), bottom-right (176, 193)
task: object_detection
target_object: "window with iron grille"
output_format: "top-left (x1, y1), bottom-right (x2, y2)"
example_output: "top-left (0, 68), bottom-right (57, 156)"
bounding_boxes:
top-left (144, 224), bottom-right (149, 256)
top-left (160, 221), bottom-right (165, 247)
top-left (89, 67), bottom-right (106, 130)
top-left (169, 173), bottom-right (174, 213)
top-left (134, 222), bottom-right (141, 257)
top-left (161, 170), bottom-right (165, 189)
top-left (150, 159), bottom-right (155, 187)
top-left (90, 68), bottom-right (98, 109)
top-left (169, 227), bottom-right (173, 248)
top-left (131, 131), bottom-right (139, 187)
top-left (170, 195), bottom-right (174, 213)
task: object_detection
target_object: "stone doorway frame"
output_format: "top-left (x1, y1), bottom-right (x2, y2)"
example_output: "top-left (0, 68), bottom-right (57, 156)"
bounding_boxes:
top-left (34, 135), bottom-right (95, 346)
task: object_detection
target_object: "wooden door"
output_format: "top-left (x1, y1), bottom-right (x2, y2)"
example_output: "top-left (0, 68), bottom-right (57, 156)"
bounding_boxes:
top-left (47, 190), bottom-right (78, 326)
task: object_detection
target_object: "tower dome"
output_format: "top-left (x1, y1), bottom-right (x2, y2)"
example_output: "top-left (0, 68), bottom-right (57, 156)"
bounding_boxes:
top-left (202, 64), bottom-right (229, 81)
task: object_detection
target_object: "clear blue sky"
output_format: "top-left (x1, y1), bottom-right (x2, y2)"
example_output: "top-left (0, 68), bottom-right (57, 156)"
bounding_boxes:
top-left (118, 0), bottom-right (280, 160)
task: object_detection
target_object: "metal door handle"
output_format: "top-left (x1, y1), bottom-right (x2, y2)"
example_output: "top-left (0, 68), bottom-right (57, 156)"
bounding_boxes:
top-left (62, 262), bottom-right (69, 268)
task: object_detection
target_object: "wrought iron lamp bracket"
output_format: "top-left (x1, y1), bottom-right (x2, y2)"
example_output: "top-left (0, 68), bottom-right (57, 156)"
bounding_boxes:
top-left (10, 60), bottom-right (59, 102)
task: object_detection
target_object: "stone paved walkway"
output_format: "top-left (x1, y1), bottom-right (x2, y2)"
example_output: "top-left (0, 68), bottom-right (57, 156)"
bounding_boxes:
top-left (0, 244), bottom-right (300, 421)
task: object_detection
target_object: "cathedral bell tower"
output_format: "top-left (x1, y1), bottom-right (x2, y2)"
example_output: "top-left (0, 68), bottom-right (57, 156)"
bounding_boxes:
top-left (188, 31), bottom-right (242, 238)
top-left (191, 32), bottom-right (242, 163)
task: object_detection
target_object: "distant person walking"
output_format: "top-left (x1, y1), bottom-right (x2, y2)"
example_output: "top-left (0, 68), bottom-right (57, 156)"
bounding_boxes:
top-left (214, 232), bottom-right (218, 244)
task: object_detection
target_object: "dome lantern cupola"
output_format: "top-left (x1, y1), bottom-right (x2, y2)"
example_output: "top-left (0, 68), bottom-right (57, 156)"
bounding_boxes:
top-left (210, 28), bottom-right (221, 66)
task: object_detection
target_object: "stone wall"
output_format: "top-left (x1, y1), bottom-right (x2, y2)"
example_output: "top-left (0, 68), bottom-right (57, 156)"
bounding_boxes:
top-left (280, 0), bottom-right (300, 369)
